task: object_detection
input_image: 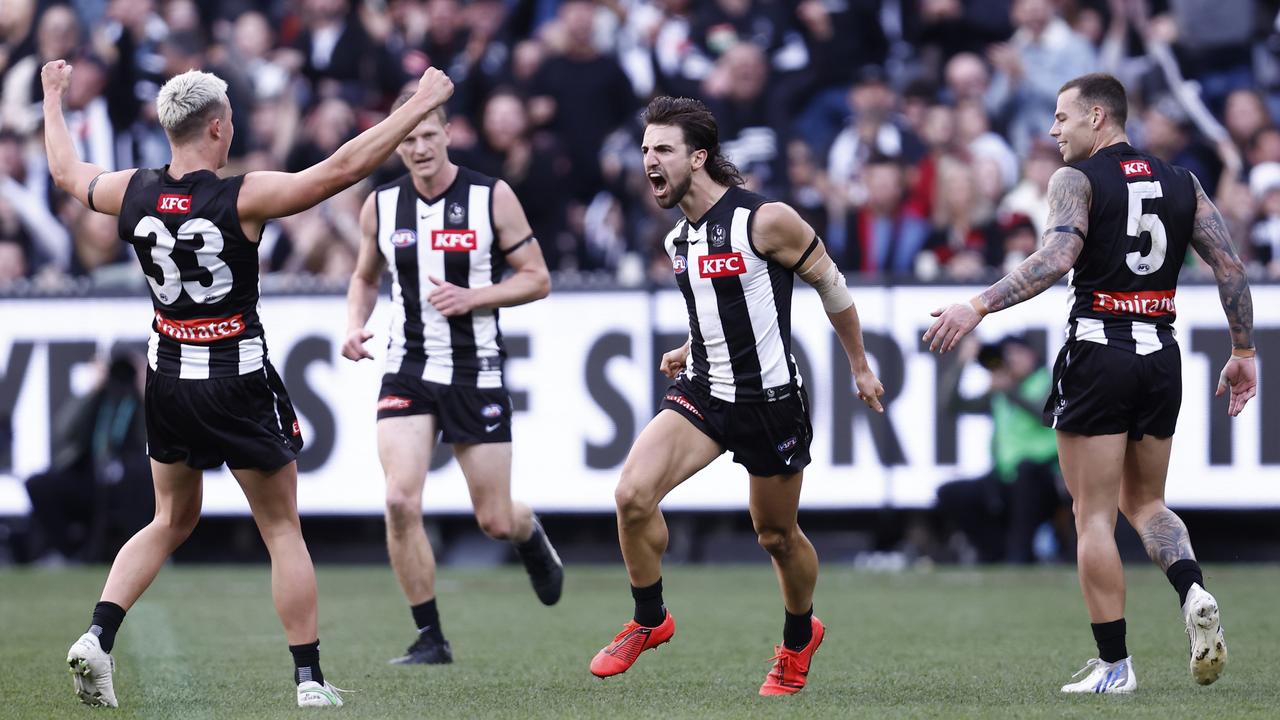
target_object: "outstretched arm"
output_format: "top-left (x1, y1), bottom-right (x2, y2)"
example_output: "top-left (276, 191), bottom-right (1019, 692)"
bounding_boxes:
top-left (755, 202), bottom-right (885, 412)
top-left (1188, 172), bottom-right (1256, 416)
top-left (426, 181), bottom-right (550, 317)
top-left (41, 60), bottom-right (135, 215)
top-left (924, 166), bottom-right (1089, 352)
top-left (238, 67), bottom-right (454, 224)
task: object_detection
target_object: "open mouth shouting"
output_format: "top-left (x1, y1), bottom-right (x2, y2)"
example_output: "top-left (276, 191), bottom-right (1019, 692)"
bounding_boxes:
top-left (648, 170), bottom-right (668, 198)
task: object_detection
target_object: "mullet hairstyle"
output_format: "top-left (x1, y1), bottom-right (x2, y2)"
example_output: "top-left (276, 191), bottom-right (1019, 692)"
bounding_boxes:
top-left (642, 96), bottom-right (744, 187)
top-left (1058, 73), bottom-right (1128, 129)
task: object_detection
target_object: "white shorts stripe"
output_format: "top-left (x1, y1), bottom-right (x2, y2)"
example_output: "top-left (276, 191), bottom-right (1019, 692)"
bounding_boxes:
top-left (1132, 322), bottom-right (1163, 355)
top-left (178, 344), bottom-right (210, 380)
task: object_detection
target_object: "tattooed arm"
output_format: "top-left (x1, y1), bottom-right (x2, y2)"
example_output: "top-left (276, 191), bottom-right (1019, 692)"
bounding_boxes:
top-left (923, 167), bottom-right (1089, 353)
top-left (1188, 172), bottom-right (1257, 416)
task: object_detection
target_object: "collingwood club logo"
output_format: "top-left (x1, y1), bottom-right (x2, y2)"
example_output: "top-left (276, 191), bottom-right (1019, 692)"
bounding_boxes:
top-left (447, 202), bottom-right (465, 224)
top-left (711, 224), bottom-right (726, 247)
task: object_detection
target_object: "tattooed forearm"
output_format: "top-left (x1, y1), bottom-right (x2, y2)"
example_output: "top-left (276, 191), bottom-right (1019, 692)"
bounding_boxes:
top-left (1189, 175), bottom-right (1254, 349)
top-left (1138, 508), bottom-right (1196, 571)
top-left (980, 234), bottom-right (1084, 312)
top-left (979, 167), bottom-right (1089, 313)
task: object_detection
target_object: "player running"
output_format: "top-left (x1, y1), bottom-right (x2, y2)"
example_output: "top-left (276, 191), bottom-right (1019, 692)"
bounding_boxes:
top-left (342, 95), bottom-right (562, 666)
top-left (587, 96), bottom-right (885, 695)
top-left (45, 59), bottom-right (453, 708)
top-left (925, 73), bottom-right (1255, 693)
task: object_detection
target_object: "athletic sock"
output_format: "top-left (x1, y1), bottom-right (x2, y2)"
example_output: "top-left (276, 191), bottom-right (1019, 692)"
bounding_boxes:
top-left (88, 601), bottom-right (126, 653)
top-left (631, 578), bottom-right (666, 627)
top-left (1091, 619), bottom-right (1128, 664)
top-left (411, 599), bottom-right (443, 640)
top-left (514, 519), bottom-right (544, 556)
top-left (289, 639), bottom-right (325, 686)
top-left (1166, 559), bottom-right (1205, 609)
top-left (783, 606), bottom-right (814, 651)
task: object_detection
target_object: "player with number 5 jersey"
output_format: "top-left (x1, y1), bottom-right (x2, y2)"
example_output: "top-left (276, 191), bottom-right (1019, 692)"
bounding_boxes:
top-left (924, 73), bottom-right (1257, 695)
top-left (42, 58), bottom-right (454, 709)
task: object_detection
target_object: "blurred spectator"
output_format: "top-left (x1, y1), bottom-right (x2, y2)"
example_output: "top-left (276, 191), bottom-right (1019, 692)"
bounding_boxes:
top-left (934, 335), bottom-right (1071, 564)
top-left (987, 0), bottom-right (1098, 156)
top-left (782, 138), bottom-right (831, 236)
top-left (1140, 96), bottom-right (1219, 196)
top-left (290, 0), bottom-right (400, 106)
top-left (703, 42), bottom-right (780, 191)
top-left (827, 68), bottom-right (923, 210)
top-left (2, 4), bottom-right (79, 132)
top-left (1249, 161), bottom-right (1280, 277)
top-left (998, 139), bottom-right (1061, 237)
top-left (838, 155), bottom-right (929, 276)
top-left (0, 0), bottom-right (37, 77)
top-left (1, 128), bottom-right (70, 272)
top-left (17, 348), bottom-right (152, 564)
top-left (530, 0), bottom-right (636, 201)
top-left (67, 203), bottom-right (129, 279)
top-left (0, 237), bottom-right (27, 285)
top-left (1166, 0), bottom-right (1255, 114)
top-left (1224, 89), bottom-right (1273, 163)
top-left (923, 157), bottom-right (1001, 280)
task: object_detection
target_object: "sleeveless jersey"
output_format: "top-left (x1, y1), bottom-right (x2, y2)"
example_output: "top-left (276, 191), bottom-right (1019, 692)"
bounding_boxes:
top-left (1066, 142), bottom-right (1197, 355)
top-left (664, 185), bottom-right (802, 403)
top-left (119, 167), bottom-right (266, 378)
top-left (374, 167), bottom-right (507, 388)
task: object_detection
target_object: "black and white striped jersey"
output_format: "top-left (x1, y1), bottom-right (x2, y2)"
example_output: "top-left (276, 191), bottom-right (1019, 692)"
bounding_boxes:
top-left (375, 168), bottom-right (507, 388)
top-left (665, 186), bottom-right (801, 403)
top-left (119, 167), bottom-right (267, 379)
top-left (1066, 143), bottom-right (1196, 355)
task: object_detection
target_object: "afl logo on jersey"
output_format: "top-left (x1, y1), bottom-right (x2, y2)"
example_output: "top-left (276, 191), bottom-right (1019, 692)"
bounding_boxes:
top-left (672, 255), bottom-right (687, 274)
top-left (448, 202), bottom-right (465, 224)
top-left (391, 229), bottom-right (417, 247)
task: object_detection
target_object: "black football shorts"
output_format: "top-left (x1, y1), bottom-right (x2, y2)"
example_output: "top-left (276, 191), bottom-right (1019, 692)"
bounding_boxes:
top-left (1044, 341), bottom-right (1181, 440)
top-left (377, 373), bottom-right (512, 444)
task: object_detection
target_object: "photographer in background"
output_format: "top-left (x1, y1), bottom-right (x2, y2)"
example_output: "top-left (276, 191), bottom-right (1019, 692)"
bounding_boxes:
top-left (934, 335), bottom-right (1073, 563)
top-left (16, 347), bottom-right (152, 564)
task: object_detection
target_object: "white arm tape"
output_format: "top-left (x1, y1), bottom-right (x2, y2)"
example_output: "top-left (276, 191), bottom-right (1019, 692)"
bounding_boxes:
top-left (814, 262), bottom-right (853, 313)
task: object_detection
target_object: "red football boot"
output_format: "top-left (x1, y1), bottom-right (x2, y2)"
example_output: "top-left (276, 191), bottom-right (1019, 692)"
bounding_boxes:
top-left (589, 612), bottom-right (676, 678)
top-left (759, 616), bottom-right (825, 696)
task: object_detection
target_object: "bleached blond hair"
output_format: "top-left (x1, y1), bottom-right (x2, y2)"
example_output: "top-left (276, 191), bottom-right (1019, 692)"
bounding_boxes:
top-left (156, 70), bottom-right (229, 142)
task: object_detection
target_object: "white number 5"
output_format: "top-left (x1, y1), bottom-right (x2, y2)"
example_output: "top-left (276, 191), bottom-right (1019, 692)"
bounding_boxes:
top-left (1125, 180), bottom-right (1167, 275)
top-left (134, 216), bottom-right (233, 305)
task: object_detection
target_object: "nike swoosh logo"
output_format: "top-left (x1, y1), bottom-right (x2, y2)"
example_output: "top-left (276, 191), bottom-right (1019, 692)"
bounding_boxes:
top-left (785, 453), bottom-right (796, 465)
top-left (485, 423), bottom-right (501, 433)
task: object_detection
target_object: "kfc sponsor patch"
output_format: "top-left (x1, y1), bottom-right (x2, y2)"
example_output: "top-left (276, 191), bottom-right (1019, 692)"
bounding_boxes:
top-left (1120, 159), bottom-right (1153, 178)
top-left (156, 193), bottom-right (192, 213)
top-left (431, 229), bottom-right (477, 251)
top-left (699, 252), bottom-right (745, 278)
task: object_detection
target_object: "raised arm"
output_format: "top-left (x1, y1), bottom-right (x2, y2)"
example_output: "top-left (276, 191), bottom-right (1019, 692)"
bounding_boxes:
top-left (924, 166), bottom-right (1089, 353)
top-left (41, 60), bottom-right (135, 215)
top-left (754, 202), bottom-right (885, 412)
top-left (341, 193), bottom-right (387, 362)
top-left (1188, 172), bottom-right (1257, 416)
top-left (238, 68), bottom-right (454, 224)
top-left (425, 181), bottom-right (550, 317)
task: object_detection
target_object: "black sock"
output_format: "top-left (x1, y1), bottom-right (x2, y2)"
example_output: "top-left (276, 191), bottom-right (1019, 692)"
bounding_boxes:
top-left (631, 578), bottom-right (666, 627)
top-left (783, 606), bottom-right (814, 651)
top-left (1166, 559), bottom-right (1205, 608)
top-left (411, 599), bottom-right (443, 639)
top-left (515, 516), bottom-right (543, 554)
top-left (289, 639), bottom-right (324, 686)
top-left (1091, 619), bottom-right (1127, 663)
top-left (88, 601), bottom-right (126, 653)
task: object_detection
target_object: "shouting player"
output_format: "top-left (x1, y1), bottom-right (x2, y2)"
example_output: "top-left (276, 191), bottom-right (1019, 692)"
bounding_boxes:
top-left (587, 97), bottom-right (885, 695)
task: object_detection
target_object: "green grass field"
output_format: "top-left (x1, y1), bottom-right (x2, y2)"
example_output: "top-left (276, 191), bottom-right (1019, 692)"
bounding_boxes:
top-left (1, 564), bottom-right (1277, 719)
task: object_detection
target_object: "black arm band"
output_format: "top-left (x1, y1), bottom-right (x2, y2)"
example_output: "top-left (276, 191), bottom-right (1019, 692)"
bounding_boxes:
top-left (789, 236), bottom-right (821, 273)
top-left (86, 172), bottom-right (106, 213)
top-left (499, 234), bottom-right (535, 255)
top-left (1050, 225), bottom-right (1086, 241)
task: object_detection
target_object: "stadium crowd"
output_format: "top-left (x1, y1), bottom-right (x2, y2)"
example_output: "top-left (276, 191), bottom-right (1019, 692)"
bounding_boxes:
top-left (3, 0), bottom-right (1280, 291)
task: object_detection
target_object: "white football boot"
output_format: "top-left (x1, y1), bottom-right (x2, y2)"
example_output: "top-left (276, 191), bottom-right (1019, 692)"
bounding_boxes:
top-left (67, 632), bottom-right (118, 707)
top-left (297, 680), bottom-right (345, 707)
top-left (1061, 656), bottom-right (1136, 694)
top-left (1183, 583), bottom-right (1228, 685)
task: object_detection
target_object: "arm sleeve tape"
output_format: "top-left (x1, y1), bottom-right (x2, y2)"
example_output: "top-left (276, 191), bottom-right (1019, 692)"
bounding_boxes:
top-left (813, 261), bottom-right (853, 313)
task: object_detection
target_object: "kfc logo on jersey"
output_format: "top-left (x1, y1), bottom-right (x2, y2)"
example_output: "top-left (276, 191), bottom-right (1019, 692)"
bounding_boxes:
top-left (154, 312), bottom-right (246, 343)
top-left (699, 252), bottom-right (746, 278)
top-left (391, 229), bottom-right (417, 247)
top-left (1093, 289), bottom-right (1177, 317)
top-left (378, 395), bottom-right (412, 411)
top-left (156, 194), bottom-right (192, 213)
top-left (672, 255), bottom-right (687, 274)
top-left (431, 229), bottom-right (477, 251)
top-left (1120, 160), bottom-right (1153, 178)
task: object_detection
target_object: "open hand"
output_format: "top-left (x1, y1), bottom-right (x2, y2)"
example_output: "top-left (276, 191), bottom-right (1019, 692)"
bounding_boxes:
top-left (854, 366), bottom-right (885, 413)
top-left (1217, 356), bottom-right (1257, 417)
top-left (924, 302), bottom-right (983, 353)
